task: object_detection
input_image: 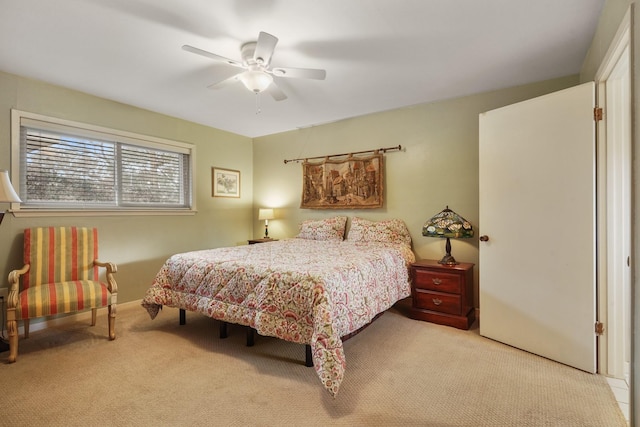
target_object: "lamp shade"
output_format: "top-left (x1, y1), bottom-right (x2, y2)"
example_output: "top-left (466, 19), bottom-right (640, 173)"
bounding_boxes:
top-left (423, 206), bottom-right (473, 265)
top-left (0, 170), bottom-right (21, 203)
top-left (240, 70), bottom-right (273, 93)
top-left (258, 208), bottom-right (274, 221)
top-left (422, 206), bottom-right (473, 238)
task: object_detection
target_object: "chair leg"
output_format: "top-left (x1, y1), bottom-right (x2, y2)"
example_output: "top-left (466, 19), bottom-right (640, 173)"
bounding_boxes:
top-left (91, 308), bottom-right (97, 326)
top-left (24, 319), bottom-right (30, 339)
top-left (108, 305), bottom-right (116, 340)
top-left (6, 309), bottom-right (18, 363)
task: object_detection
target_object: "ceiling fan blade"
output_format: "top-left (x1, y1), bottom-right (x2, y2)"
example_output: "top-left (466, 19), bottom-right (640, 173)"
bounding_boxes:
top-left (182, 45), bottom-right (245, 69)
top-left (267, 82), bottom-right (288, 101)
top-left (254, 32), bottom-right (278, 66)
top-left (206, 73), bottom-right (242, 90)
top-left (271, 67), bottom-right (326, 80)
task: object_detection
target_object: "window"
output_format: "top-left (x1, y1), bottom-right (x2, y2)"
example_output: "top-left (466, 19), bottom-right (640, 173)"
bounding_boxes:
top-left (11, 110), bottom-right (195, 215)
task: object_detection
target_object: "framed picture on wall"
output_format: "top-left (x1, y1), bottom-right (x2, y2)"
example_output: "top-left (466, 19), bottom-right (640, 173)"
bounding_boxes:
top-left (212, 167), bottom-right (240, 198)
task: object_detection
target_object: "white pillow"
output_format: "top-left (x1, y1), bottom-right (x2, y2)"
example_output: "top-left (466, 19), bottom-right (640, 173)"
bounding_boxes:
top-left (296, 216), bottom-right (347, 241)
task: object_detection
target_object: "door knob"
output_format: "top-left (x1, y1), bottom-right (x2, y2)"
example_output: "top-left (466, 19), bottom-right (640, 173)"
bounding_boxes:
top-left (479, 235), bottom-right (490, 242)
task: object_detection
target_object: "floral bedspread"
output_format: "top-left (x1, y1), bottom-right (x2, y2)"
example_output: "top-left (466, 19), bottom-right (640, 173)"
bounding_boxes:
top-left (141, 238), bottom-right (414, 396)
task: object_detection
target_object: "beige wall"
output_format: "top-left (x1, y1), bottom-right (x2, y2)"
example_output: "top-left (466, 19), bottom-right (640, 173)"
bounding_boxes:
top-left (253, 74), bottom-right (579, 306)
top-left (0, 71), bottom-right (254, 303)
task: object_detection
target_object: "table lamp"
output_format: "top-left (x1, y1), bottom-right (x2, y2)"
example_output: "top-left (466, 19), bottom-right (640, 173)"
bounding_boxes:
top-left (0, 170), bottom-right (20, 353)
top-left (0, 169), bottom-right (21, 225)
top-left (258, 208), bottom-right (274, 238)
top-left (422, 206), bottom-right (473, 265)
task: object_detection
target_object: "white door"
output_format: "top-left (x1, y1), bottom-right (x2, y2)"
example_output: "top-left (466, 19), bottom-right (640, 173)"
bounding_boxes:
top-left (479, 82), bottom-right (596, 373)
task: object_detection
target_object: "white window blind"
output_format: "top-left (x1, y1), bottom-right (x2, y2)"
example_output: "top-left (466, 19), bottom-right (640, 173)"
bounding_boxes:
top-left (119, 144), bottom-right (187, 206)
top-left (13, 110), bottom-right (193, 212)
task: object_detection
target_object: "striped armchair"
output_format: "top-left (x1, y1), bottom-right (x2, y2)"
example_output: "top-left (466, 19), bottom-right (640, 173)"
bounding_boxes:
top-left (6, 227), bottom-right (118, 362)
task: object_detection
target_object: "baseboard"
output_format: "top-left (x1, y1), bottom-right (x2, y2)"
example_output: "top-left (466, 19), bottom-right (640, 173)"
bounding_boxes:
top-left (9, 299), bottom-right (143, 336)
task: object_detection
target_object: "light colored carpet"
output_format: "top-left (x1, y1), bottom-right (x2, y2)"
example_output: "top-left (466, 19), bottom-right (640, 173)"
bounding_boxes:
top-left (2, 299), bottom-right (627, 426)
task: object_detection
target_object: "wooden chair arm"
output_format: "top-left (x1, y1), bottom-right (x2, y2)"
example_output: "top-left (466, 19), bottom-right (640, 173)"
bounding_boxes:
top-left (94, 260), bottom-right (118, 294)
top-left (7, 264), bottom-right (30, 309)
top-left (94, 260), bottom-right (117, 274)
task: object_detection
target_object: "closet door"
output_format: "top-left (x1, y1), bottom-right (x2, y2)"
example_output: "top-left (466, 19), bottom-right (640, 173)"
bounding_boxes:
top-left (478, 82), bottom-right (596, 372)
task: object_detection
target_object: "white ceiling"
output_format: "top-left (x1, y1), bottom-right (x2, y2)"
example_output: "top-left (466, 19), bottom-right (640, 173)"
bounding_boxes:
top-left (0, 0), bottom-right (604, 138)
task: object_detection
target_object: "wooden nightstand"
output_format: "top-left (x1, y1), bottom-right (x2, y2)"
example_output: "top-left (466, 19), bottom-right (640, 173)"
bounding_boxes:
top-left (248, 238), bottom-right (278, 244)
top-left (410, 259), bottom-right (475, 330)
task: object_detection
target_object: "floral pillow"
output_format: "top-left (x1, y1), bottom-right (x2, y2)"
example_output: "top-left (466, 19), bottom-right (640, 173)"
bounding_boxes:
top-left (346, 217), bottom-right (412, 245)
top-left (296, 216), bottom-right (348, 241)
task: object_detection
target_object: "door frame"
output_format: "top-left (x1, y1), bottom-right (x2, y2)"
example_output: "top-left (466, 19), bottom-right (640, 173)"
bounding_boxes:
top-left (593, 7), bottom-right (631, 380)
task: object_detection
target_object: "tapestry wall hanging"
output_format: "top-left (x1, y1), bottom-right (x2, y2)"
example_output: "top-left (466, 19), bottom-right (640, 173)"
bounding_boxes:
top-left (301, 153), bottom-right (383, 209)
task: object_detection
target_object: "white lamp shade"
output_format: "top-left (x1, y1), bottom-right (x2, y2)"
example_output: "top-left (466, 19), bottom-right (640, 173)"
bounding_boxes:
top-left (258, 208), bottom-right (274, 220)
top-left (0, 170), bottom-right (21, 203)
top-left (240, 70), bottom-right (273, 93)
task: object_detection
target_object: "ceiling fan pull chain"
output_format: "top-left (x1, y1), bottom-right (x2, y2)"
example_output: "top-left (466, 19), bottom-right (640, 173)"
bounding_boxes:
top-left (255, 92), bottom-right (262, 115)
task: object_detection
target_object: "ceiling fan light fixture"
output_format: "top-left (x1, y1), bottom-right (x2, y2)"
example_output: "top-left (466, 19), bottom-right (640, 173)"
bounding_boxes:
top-left (183, 31), bottom-right (324, 102)
top-left (240, 70), bottom-right (273, 93)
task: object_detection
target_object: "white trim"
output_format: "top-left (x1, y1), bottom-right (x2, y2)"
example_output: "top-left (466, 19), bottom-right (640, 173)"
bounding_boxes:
top-left (14, 110), bottom-right (193, 153)
top-left (9, 209), bottom-right (196, 218)
top-left (593, 6), bottom-right (632, 382)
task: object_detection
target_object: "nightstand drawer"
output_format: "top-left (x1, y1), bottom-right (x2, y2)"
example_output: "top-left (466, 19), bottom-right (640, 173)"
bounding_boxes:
top-left (413, 269), bottom-right (462, 293)
top-left (413, 289), bottom-right (461, 315)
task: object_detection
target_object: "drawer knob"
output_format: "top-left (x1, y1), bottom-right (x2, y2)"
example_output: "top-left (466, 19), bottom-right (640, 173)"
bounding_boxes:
top-left (432, 298), bottom-right (442, 306)
top-left (432, 278), bottom-right (442, 285)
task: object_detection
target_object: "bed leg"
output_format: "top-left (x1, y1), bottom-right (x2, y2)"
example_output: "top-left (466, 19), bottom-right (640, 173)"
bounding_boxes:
top-left (305, 344), bottom-right (313, 367)
top-left (179, 309), bottom-right (186, 325)
top-left (219, 322), bottom-right (228, 339)
top-left (246, 327), bottom-right (254, 347)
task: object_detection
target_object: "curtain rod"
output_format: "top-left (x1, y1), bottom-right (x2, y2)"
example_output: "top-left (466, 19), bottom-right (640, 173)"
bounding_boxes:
top-left (284, 145), bottom-right (402, 164)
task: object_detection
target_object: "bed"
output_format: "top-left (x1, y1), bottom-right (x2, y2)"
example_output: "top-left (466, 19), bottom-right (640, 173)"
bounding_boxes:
top-left (141, 217), bottom-right (415, 396)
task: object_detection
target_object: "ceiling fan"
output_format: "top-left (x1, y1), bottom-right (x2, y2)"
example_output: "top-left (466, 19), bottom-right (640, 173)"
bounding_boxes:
top-left (182, 32), bottom-right (326, 101)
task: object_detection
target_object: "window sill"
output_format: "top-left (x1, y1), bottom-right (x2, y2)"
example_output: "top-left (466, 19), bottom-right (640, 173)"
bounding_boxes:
top-left (10, 209), bottom-right (197, 218)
